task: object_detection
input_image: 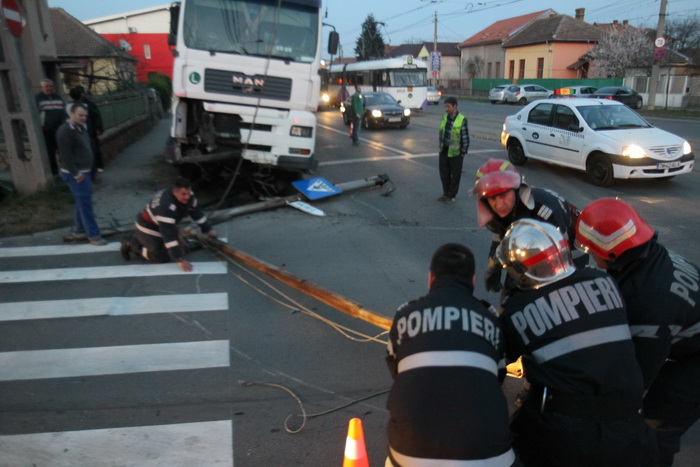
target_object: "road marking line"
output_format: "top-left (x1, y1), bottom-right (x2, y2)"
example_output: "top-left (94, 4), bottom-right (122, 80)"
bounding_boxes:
top-left (0, 420), bottom-right (233, 465)
top-left (0, 293), bottom-right (229, 321)
top-left (0, 262), bottom-right (227, 283)
top-left (0, 243), bottom-right (122, 257)
top-left (319, 148), bottom-right (503, 167)
top-left (0, 340), bottom-right (231, 381)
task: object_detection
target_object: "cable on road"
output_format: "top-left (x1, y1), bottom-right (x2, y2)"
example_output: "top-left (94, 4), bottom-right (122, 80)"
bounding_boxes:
top-left (204, 243), bottom-right (389, 344)
top-left (239, 380), bottom-right (389, 434)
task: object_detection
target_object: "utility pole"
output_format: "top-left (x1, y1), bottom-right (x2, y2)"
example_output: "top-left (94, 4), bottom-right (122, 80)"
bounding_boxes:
top-left (433, 10), bottom-right (438, 87)
top-left (647, 0), bottom-right (668, 111)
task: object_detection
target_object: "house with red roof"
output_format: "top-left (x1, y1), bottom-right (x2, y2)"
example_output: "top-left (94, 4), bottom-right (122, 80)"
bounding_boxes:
top-left (457, 9), bottom-right (553, 79)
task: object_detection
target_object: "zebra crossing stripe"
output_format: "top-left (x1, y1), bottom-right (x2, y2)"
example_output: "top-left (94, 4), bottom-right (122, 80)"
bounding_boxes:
top-left (0, 243), bottom-right (122, 257)
top-left (0, 340), bottom-right (230, 381)
top-left (0, 293), bottom-right (229, 321)
top-left (0, 420), bottom-right (233, 465)
top-left (0, 262), bottom-right (227, 283)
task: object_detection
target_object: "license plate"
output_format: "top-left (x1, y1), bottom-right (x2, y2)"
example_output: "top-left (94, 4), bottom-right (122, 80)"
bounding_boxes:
top-left (657, 161), bottom-right (681, 169)
top-left (388, 117), bottom-right (402, 122)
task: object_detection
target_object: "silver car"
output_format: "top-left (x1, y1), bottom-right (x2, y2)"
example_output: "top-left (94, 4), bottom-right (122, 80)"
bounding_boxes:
top-left (505, 84), bottom-right (552, 105)
top-left (488, 85), bottom-right (509, 104)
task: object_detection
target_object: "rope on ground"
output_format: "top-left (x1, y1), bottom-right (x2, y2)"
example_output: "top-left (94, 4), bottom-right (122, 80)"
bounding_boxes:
top-left (204, 243), bottom-right (389, 344)
top-left (239, 380), bottom-right (389, 434)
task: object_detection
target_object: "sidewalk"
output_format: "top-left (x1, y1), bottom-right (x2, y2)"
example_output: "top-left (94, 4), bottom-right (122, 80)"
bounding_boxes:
top-left (92, 117), bottom-right (177, 232)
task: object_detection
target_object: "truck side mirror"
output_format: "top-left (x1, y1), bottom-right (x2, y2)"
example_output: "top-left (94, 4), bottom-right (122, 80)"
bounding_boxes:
top-left (168, 2), bottom-right (181, 46)
top-left (328, 31), bottom-right (339, 55)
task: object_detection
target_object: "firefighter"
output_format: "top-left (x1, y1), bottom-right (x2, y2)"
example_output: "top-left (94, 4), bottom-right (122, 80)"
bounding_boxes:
top-left (497, 219), bottom-right (658, 466)
top-left (120, 178), bottom-right (217, 272)
top-left (386, 243), bottom-right (518, 466)
top-left (472, 159), bottom-right (580, 293)
top-left (575, 198), bottom-right (700, 467)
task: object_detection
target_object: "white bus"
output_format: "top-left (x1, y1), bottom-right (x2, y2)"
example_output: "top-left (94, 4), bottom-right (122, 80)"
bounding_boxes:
top-left (167, 0), bottom-right (337, 185)
top-left (327, 56), bottom-right (428, 109)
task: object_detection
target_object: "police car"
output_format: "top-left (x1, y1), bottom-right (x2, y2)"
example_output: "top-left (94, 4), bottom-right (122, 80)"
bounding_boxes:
top-left (500, 98), bottom-right (694, 186)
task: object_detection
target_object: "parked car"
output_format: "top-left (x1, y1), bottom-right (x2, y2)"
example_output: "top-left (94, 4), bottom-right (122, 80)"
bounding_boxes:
top-left (489, 85), bottom-right (509, 104)
top-left (504, 84), bottom-right (553, 105)
top-left (500, 98), bottom-right (694, 186)
top-left (340, 92), bottom-right (411, 129)
top-left (427, 86), bottom-right (442, 105)
top-left (590, 86), bottom-right (643, 109)
top-left (551, 86), bottom-right (598, 97)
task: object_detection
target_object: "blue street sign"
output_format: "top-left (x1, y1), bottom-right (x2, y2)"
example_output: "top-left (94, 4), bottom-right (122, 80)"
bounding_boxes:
top-left (292, 177), bottom-right (342, 200)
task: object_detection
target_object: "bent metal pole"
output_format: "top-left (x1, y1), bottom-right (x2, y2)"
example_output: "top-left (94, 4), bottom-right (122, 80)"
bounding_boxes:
top-left (198, 236), bottom-right (392, 331)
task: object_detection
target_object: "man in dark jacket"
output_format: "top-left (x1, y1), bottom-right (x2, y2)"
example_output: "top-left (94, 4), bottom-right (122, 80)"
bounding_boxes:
top-left (120, 178), bottom-right (217, 272)
top-left (36, 78), bottom-right (66, 175)
top-left (497, 219), bottom-right (658, 467)
top-left (576, 198), bottom-right (700, 467)
top-left (471, 158), bottom-right (580, 293)
top-left (69, 86), bottom-right (104, 177)
top-left (386, 243), bottom-right (517, 466)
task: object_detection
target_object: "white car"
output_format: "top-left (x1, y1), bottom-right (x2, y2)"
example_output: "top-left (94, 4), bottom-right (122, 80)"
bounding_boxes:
top-left (504, 84), bottom-right (552, 105)
top-left (489, 85), bottom-right (509, 104)
top-left (427, 86), bottom-right (442, 105)
top-left (500, 98), bottom-right (694, 186)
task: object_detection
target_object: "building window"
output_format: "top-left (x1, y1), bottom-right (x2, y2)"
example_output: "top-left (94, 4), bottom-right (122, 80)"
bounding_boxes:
top-left (537, 57), bottom-right (544, 79)
top-left (495, 62), bottom-right (501, 79)
top-left (518, 59), bottom-right (525, 79)
top-left (509, 60), bottom-right (515, 79)
top-left (487, 62), bottom-right (492, 78)
top-left (144, 44), bottom-right (151, 60)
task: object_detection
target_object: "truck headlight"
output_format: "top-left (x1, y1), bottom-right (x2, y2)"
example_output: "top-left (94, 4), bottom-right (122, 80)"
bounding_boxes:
top-left (403, 108), bottom-right (411, 117)
top-left (683, 141), bottom-right (692, 155)
top-left (290, 126), bottom-right (313, 137)
top-left (371, 109), bottom-right (382, 118)
top-left (321, 93), bottom-right (330, 103)
top-left (622, 144), bottom-right (646, 158)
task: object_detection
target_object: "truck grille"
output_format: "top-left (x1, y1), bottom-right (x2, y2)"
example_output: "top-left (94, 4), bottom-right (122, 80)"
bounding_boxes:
top-left (204, 69), bottom-right (292, 101)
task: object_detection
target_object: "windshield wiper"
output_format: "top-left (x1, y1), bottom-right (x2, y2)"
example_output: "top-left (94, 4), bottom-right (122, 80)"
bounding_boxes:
top-left (617, 123), bottom-right (647, 128)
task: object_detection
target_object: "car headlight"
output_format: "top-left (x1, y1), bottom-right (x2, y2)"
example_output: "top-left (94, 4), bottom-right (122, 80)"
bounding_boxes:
top-left (403, 108), bottom-right (411, 117)
top-left (683, 141), bottom-right (692, 155)
top-left (290, 126), bottom-right (313, 137)
top-left (340, 103), bottom-right (345, 113)
top-left (371, 109), bottom-right (382, 118)
top-left (321, 93), bottom-right (330, 103)
top-left (622, 144), bottom-right (646, 158)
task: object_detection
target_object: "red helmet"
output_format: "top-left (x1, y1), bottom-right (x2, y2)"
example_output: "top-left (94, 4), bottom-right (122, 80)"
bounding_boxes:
top-left (473, 159), bottom-right (521, 199)
top-left (575, 198), bottom-right (654, 259)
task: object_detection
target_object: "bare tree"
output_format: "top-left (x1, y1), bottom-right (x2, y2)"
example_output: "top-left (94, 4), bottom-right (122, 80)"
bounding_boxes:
top-left (464, 56), bottom-right (484, 78)
top-left (588, 25), bottom-right (654, 78)
top-left (665, 14), bottom-right (700, 51)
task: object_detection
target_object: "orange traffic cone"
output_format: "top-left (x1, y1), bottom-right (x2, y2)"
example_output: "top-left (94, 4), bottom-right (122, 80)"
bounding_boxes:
top-left (343, 418), bottom-right (369, 467)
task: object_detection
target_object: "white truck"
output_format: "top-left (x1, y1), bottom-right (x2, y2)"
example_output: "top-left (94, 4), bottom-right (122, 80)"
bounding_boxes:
top-left (167, 0), bottom-right (338, 190)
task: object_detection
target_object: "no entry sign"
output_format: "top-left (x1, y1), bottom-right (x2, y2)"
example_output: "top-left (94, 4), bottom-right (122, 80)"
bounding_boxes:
top-left (1, 0), bottom-right (23, 37)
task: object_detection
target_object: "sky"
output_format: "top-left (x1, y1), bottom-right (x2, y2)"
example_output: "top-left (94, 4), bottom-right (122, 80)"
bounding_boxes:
top-left (48, 0), bottom-right (699, 58)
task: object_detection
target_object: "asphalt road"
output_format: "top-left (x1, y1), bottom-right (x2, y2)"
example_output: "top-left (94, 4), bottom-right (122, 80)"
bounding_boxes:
top-left (0, 101), bottom-right (699, 465)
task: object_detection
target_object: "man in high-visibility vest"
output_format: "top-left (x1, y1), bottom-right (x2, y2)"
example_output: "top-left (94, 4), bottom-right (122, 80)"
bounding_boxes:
top-left (438, 97), bottom-right (469, 204)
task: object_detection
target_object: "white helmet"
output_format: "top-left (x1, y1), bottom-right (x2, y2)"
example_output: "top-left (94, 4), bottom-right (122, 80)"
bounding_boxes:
top-left (495, 219), bottom-right (575, 289)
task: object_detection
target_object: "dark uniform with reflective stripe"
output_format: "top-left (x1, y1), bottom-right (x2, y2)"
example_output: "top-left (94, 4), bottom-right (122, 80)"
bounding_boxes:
top-left (607, 236), bottom-right (700, 466)
top-left (131, 188), bottom-right (212, 263)
top-left (386, 275), bottom-right (516, 466)
top-left (500, 267), bottom-right (658, 467)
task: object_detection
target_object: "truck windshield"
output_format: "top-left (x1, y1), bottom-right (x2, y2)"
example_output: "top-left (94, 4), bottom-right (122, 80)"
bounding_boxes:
top-left (183, 0), bottom-right (319, 63)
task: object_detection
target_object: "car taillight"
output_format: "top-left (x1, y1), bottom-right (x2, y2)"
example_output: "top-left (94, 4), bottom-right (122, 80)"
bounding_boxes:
top-left (438, 91), bottom-right (442, 96)
top-left (604, 96), bottom-right (613, 100)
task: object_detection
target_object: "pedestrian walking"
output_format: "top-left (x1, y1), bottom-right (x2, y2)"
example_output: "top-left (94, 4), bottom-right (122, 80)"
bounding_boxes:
top-left (120, 178), bottom-right (217, 272)
top-left (36, 78), bottom-right (66, 175)
top-left (386, 243), bottom-right (518, 466)
top-left (575, 198), bottom-right (700, 467)
top-left (351, 84), bottom-right (364, 146)
top-left (497, 219), bottom-right (658, 467)
top-left (437, 96), bottom-right (469, 204)
top-left (69, 86), bottom-right (104, 177)
top-left (55, 103), bottom-right (107, 246)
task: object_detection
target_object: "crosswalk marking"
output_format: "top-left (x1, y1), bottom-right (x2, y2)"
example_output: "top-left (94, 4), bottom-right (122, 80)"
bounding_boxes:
top-left (0, 242), bottom-right (122, 257)
top-left (0, 293), bottom-right (229, 321)
top-left (0, 261), bottom-right (227, 283)
top-left (0, 340), bottom-right (230, 381)
top-left (0, 420), bottom-right (233, 465)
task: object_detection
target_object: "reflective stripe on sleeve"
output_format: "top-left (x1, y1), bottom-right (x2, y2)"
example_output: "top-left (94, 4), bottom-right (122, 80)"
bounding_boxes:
top-left (532, 324), bottom-right (631, 364)
top-left (389, 446), bottom-right (516, 467)
top-left (397, 350), bottom-right (498, 376)
top-left (164, 240), bottom-right (179, 249)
